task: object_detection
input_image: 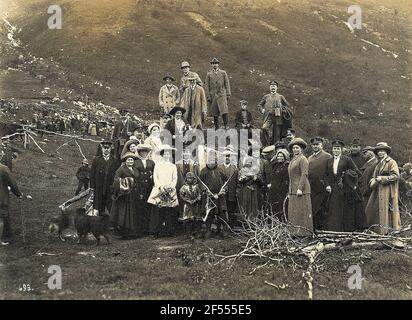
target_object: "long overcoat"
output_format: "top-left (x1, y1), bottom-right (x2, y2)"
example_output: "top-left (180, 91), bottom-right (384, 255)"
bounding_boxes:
top-left (180, 84), bottom-right (207, 129)
top-left (205, 69), bottom-right (231, 116)
top-left (365, 156), bottom-right (401, 234)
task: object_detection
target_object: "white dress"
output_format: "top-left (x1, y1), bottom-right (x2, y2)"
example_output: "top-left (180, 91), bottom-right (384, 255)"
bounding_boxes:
top-left (147, 160), bottom-right (179, 207)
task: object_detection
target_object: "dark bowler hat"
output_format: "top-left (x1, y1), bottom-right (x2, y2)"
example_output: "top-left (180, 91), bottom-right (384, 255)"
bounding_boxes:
top-left (119, 108), bottom-right (130, 115)
top-left (169, 106), bottom-right (186, 116)
top-left (331, 139), bottom-right (345, 148)
top-left (163, 73), bottom-right (175, 81)
top-left (373, 142), bottom-right (392, 154)
top-left (310, 137), bottom-right (324, 144)
top-left (270, 80), bottom-right (279, 86)
top-left (362, 146), bottom-right (374, 153)
top-left (210, 58), bottom-right (220, 64)
top-left (274, 141), bottom-right (287, 149)
top-left (288, 138), bottom-right (307, 151)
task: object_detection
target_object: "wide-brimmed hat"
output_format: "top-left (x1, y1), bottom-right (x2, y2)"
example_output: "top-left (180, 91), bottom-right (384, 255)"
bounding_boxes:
top-left (119, 108), bottom-right (130, 115)
top-left (169, 106), bottom-right (186, 116)
top-left (181, 61), bottom-right (190, 69)
top-left (240, 99), bottom-right (248, 105)
top-left (310, 137), bottom-right (324, 144)
top-left (187, 75), bottom-right (197, 81)
top-left (331, 139), bottom-right (345, 148)
top-left (163, 73), bottom-right (175, 81)
top-left (374, 142), bottom-right (392, 154)
top-left (210, 58), bottom-right (220, 64)
top-left (147, 123), bottom-right (161, 134)
top-left (262, 145), bottom-right (276, 155)
top-left (135, 144), bottom-right (152, 151)
top-left (157, 144), bottom-right (176, 154)
top-left (288, 138), bottom-right (307, 151)
top-left (403, 163), bottom-right (412, 171)
top-left (121, 152), bottom-right (137, 162)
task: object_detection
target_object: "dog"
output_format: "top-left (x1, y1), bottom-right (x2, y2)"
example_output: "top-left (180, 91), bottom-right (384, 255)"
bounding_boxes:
top-left (49, 208), bottom-right (111, 245)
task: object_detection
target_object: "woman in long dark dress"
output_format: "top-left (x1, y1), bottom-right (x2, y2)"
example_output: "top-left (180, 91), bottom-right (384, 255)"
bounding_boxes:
top-left (110, 152), bottom-right (140, 239)
top-left (324, 140), bottom-right (363, 232)
top-left (266, 149), bottom-right (290, 221)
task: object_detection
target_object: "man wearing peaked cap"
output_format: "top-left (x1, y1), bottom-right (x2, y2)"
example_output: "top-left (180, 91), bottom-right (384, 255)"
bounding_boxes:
top-left (205, 58), bottom-right (232, 130)
top-left (235, 99), bottom-right (253, 132)
top-left (257, 80), bottom-right (293, 146)
top-left (180, 61), bottom-right (203, 94)
top-left (308, 136), bottom-right (332, 229)
top-left (159, 73), bottom-right (180, 115)
top-left (112, 107), bottom-right (138, 161)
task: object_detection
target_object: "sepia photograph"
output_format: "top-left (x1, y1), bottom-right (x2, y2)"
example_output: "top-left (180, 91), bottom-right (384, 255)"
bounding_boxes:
top-left (0, 0), bottom-right (411, 307)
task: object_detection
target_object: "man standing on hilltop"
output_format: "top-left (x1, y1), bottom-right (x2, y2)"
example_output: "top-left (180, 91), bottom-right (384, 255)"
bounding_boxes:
top-left (180, 61), bottom-right (203, 95)
top-left (257, 80), bottom-right (293, 146)
top-left (205, 58), bottom-right (231, 130)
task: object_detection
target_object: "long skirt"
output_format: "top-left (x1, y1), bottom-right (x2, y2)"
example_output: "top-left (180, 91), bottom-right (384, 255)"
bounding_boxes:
top-left (288, 194), bottom-right (313, 236)
top-left (149, 206), bottom-right (178, 237)
top-left (238, 186), bottom-right (259, 219)
top-left (110, 194), bottom-right (139, 237)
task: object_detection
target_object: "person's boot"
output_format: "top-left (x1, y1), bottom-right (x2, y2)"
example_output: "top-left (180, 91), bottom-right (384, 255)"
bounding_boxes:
top-left (213, 116), bottom-right (219, 130)
top-left (222, 114), bottom-right (229, 130)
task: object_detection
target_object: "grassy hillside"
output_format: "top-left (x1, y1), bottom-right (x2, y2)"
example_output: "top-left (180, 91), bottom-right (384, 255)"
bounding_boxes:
top-left (1, 0), bottom-right (412, 160)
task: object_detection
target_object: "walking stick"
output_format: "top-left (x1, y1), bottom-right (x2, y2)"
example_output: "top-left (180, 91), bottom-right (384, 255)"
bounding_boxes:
top-left (19, 195), bottom-right (32, 243)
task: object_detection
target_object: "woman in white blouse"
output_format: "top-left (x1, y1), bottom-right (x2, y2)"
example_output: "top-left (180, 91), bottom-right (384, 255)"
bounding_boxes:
top-left (147, 145), bottom-right (179, 237)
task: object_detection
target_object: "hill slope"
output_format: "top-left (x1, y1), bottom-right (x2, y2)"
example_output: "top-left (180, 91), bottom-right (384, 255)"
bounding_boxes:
top-left (1, 0), bottom-right (411, 159)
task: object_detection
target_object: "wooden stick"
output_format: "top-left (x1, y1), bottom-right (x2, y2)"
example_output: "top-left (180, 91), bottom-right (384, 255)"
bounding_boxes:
top-left (27, 133), bottom-right (45, 153)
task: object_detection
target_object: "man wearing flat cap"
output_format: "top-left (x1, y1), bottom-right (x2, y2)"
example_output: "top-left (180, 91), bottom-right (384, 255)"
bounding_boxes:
top-left (257, 80), bottom-right (293, 146)
top-left (205, 58), bottom-right (232, 130)
top-left (308, 137), bottom-right (332, 229)
top-left (90, 141), bottom-right (119, 216)
top-left (112, 108), bottom-right (138, 160)
top-left (159, 74), bottom-right (180, 115)
top-left (180, 61), bottom-right (203, 95)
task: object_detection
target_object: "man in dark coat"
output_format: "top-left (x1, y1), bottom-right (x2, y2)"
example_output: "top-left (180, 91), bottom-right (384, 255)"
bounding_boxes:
top-left (90, 141), bottom-right (119, 216)
top-left (112, 109), bottom-right (138, 160)
top-left (257, 81), bottom-right (293, 146)
top-left (350, 138), bottom-right (366, 170)
top-left (205, 58), bottom-right (231, 130)
top-left (235, 100), bottom-right (253, 130)
top-left (0, 150), bottom-right (22, 245)
top-left (75, 159), bottom-right (91, 195)
top-left (308, 137), bottom-right (332, 230)
top-left (359, 146), bottom-right (378, 209)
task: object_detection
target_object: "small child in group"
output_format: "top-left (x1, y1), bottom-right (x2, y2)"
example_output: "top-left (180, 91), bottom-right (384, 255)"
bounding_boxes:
top-left (179, 172), bottom-right (202, 238)
top-left (235, 100), bottom-right (253, 131)
top-left (75, 159), bottom-right (91, 195)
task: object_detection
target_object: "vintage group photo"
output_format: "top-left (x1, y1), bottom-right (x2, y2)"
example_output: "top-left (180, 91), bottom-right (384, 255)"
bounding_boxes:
top-left (0, 0), bottom-right (411, 302)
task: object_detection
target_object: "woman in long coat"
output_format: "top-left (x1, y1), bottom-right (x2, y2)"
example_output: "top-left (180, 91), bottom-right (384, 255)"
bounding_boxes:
top-left (110, 152), bottom-right (140, 238)
top-left (134, 144), bottom-right (155, 236)
top-left (266, 149), bottom-right (290, 221)
top-left (365, 142), bottom-right (401, 234)
top-left (287, 138), bottom-right (313, 236)
top-left (147, 145), bottom-right (179, 237)
top-left (324, 140), bottom-right (363, 232)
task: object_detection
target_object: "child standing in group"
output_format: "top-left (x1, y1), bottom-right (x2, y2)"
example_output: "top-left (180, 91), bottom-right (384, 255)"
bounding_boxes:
top-left (179, 172), bottom-right (202, 238)
top-left (75, 159), bottom-right (91, 195)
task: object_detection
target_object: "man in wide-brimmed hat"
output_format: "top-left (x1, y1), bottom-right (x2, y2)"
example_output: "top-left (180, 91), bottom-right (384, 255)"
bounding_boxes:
top-left (159, 73), bottom-right (180, 115)
top-left (308, 136), bottom-right (332, 229)
top-left (258, 80), bottom-right (293, 146)
top-left (180, 76), bottom-right (207, 129)
top-left (205, 58), bottom-right (232, 130)
top-left (90, 141), bottom-right (119, 217)
top-left (365, 142), bottom-right (401, 234)
top-left (180, 61), bottom-right (203, 94)
top-left (112, 108), bottom-right (138, 161)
